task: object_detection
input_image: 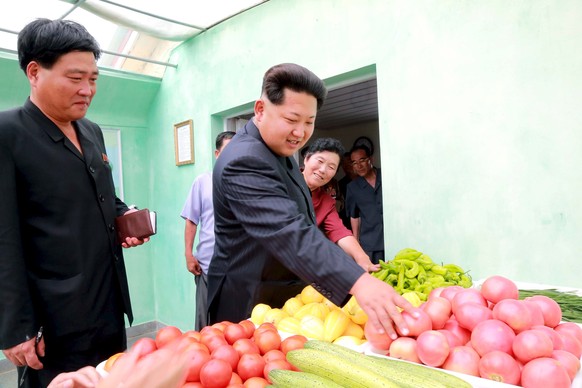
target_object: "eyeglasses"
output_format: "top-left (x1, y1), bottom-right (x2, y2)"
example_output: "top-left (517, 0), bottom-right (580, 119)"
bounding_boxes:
top-left (351, 157), bottom-right (369, 167)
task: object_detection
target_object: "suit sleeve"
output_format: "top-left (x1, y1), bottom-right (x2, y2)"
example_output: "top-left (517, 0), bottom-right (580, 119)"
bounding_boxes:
top-left (220, 154), bottom-right (364, 305)
top-left (0, 142), bottom-right (36, 349)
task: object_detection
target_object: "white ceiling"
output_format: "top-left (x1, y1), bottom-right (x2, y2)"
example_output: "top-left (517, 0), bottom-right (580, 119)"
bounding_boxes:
top-left (0, 0), bottom-right (266, 77)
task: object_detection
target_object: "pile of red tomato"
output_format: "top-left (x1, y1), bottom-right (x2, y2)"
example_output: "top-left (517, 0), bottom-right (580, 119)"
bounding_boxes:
top-left (109, 320), bottom-right (307, 388)
top-left (364, 275), bottom-right (582, 388)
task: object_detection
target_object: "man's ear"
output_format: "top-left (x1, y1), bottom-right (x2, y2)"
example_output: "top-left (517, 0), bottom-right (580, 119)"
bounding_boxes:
top-left (254, 99), bottom-right (265, 122)
top-left (26, 61), bottom-right (40, 84)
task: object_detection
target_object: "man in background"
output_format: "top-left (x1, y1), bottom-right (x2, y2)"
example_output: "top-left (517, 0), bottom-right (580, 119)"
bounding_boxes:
top-left (338, 151), bottom-right (357, 229)
top-left (345, 145), bottom-right (384, 264)
top-left (181, 131), bottom-right (235, 330)
top-left (0, 19), bottom-right (147, 387)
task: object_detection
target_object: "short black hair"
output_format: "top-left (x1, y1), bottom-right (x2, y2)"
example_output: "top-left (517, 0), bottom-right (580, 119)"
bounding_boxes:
top-left (350, 144), bottom-right (371, 158)
top-left (261, 63), bottom-right (327, 110)
top-left (17, 18), bottom-right (101, 73)
top-left (216, 131), bottom-right (236, 150)
top-left (305, 138), bottom-right (345, 160)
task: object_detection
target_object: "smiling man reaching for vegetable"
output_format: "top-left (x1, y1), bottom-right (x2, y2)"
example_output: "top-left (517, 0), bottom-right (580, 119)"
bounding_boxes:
top-left (206, 63), bottom-right (417, 339)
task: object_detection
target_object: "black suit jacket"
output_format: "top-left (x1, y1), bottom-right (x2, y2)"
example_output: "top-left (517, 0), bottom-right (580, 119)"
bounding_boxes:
top-left (207, 119), bottom-right (364, 323)
top-left (0, 99), bottom-right (132, 352)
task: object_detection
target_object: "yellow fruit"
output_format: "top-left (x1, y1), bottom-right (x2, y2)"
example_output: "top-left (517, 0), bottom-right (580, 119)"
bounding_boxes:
top-left (299, 315), bottom-right (325, 340)
top-left (262, 308), bottom-right (288, 325)
top-left (401, 291), bottom-right (422, 307)
top-left (342, 296), bottom-right (368, 325)
top-left (250, 303), bottom-right (271, 325)
top-left (322, 297), bottom-right (341, 311)
top-left (342, 320), bottom-right (365, 339)
top-left (323, 309), bottom-right (351, 342)
top-left (283, 297), bottom-right (304, 316)
top-left (104, 352), bottom-right (124, 372)
top-left (276, 316), bottom-right (301, 334)
top-left (333, 336), bottom-right (365, 348)
top-left (300, 285), bottom-right (324, 304)
top-left (294, 302), bottom-right (329, 321)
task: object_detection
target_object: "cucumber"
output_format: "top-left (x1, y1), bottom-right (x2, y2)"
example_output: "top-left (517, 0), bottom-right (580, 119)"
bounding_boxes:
top-left (304, 340), bottom-right (472, 388)
top-left (286, 348), bottom-right (400, 388)
top-left (268, 369), bottom-right (344, 387)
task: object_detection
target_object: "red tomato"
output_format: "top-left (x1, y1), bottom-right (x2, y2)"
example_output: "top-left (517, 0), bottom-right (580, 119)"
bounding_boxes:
top-left (263, 359), bottom-right (293, 383)
top-left (176, 336), bottom-right (199, 352)
top-left (182, 383), bottom-right (204, 388)
top-left (239, 320), bottom-right (256, 339)
top-left (253, 329), bottom-right (281, 355)
top-left (232, 338), bottom-right (260, 357)
top-left (213, 321), bottom-right (232, 333)
top-left (202, 334), bottom-right (229, 353)
top-left (155, 326), bottom-right (183, 348)
top-left (184, 349), bottom-right (211, 382)
top-left (416, 330), bottom-right (450, 367)
top-left (479, 275), bottom-right (519, 304)
top-left (395, 308), bottom-right (432, 337)
top-left (200, 327), bottom-right (224, 340)
top-left (521, 357), bottom-right (571, 388)
top-left (200, 358), bottom-right (232, 388)
top-left (254, 322), bottom-right (277, 334)
top-left (242, 376), bottom-right (269, 388)
top-left (212, 344), bottom-right (240, 370)
top-left (280, 335), bottom-right (308, 355)
top-left (421, 296), bottom-right (451, 330)
top-left (471, 319), bottom-right (515, 357)
top-left (183, 340), bottom-right (210, 354)
top-left (224, 323), bottom-right (248, 345)
top-left (183, 330), bottom-right (202, 342)
top-left (228, 372), bottom-right (243, 385)
top-left (478, 350), bottom-right (521, 385)
top-left (237, 353), bottom-right (266, 381)
top-left (130, 337), bottom-right (157, 357)
top-left (388, 337), bottom-right (420, 363)
top-left (364, 320), bottom-right (393, 351)
top-left (262, 349), bottom-right (285, 363)
top-left (442, 346), bottom-right (480, 377)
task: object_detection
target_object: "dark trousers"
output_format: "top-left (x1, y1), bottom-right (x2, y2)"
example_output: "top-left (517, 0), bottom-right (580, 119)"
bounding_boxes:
top-left (367, 250), bottom-right (385, 265)
top-left (17, 330), bottom-right (126, 388)
top-left (195, 272), bottom-right (209, 331)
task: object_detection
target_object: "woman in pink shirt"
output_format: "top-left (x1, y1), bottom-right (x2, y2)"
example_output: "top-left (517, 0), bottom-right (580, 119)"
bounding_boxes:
top-left (302, 138), bottom-right (379, 272)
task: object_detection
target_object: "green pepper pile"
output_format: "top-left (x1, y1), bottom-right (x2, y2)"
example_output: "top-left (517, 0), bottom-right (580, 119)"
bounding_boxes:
top-left (372, 248), bottom-right (472, 301)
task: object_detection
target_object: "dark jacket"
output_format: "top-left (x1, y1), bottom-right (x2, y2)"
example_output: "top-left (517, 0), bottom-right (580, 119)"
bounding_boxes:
top-left (0, 99), bottom-right (132, 352)
top-left (207, 119), bottom-right (364, 323)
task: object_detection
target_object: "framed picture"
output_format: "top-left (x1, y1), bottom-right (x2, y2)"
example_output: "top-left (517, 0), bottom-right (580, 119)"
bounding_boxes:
top-left (174, 119), bottom-right (194, 166)
top-left (102, 128), bottom-right (124, 201)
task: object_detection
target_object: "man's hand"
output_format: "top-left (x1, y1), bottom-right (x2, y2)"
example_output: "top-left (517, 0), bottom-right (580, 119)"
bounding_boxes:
top-left (185, 253), bottom-right (202, 275)
top-left (121, 236), bottom-right (149, 248)
top-left (48, 366), bottom-right (101, 388)
top-left (350, 273), bottom-right (418, 339)
top-left (2, 336), bottom-right (45, 370)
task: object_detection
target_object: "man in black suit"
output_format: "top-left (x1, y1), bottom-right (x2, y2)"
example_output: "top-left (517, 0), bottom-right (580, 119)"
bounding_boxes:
top-left (207, 63), bottom-right (414, 338)
top-left (0, 19), bottom-right (147, 387)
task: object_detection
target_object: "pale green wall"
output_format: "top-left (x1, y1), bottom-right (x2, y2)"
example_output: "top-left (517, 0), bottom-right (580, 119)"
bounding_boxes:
top-left (2, 0), bottom-right (581, 336)
top-left (147, 0), bottom-right (582, 329)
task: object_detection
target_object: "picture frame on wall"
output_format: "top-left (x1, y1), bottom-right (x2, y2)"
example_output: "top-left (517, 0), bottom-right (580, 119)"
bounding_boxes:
top-left (174, 119), bottom-right (194, 166)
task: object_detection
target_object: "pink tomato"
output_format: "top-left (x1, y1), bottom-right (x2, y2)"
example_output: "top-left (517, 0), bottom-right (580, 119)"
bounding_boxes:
top-left (558, 332), bottom-right (582, 359)
top-left (471, 319), bottom-right (515, 357)
top-left (421, 296), bottom-right (451, 330)
top-left (523, 300), bottom-right (545, 327)
top-left (440, 286), bottom-right (464, 303)
top-left (551, 349), bottom-right (581, 381)
top-left (388, 337), bottom-right (420, 364)
top-left (443, 318), bottom-right (471, 345)
top-left (531, 325), bottom-right (564, 350)
top-left (492, 299), bottom-right (532, 333)
top-left (364, 320), bottom-right (393, 351)
top-left (428, 287), bottom-right (445, 299)
top-left (479, 275), bottom-right (518, 304)
top-left (521, 357), bottom-right (571, 388)
top-left (396, 308), bottom-right (432, 337)
top-left (524, 295), bottom-right (562, 328)
top-left (416, 330), bottom-right (450, 367)
top-left (437, 329), bottom-right (464, 348)
top-left (451, 289), bottom-right (488, 315)
top-left (442, 345), bottom-right (481, 377)
top-left (554, 322), bottom-right (582, 344)
top-left (478, 350), bottom-right (521, 385)
top-left (512, 329), bottom-right (553, 363)
top-left (454, 302), bottom-right (493, 331)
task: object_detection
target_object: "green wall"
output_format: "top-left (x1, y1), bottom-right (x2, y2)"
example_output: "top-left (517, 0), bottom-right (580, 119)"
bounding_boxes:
top-left (2, 0), bottom-right (581, 335)
top-left (148, 0), bottom-right (582, 329)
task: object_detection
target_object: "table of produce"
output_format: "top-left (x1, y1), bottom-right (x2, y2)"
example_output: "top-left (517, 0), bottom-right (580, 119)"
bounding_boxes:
top-left (99, 248), bottom-right (582, 388)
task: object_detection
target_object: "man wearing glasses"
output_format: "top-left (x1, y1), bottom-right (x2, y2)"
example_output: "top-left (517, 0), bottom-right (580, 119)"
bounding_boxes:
top-left (345, 144), bottom-right (384, 264)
